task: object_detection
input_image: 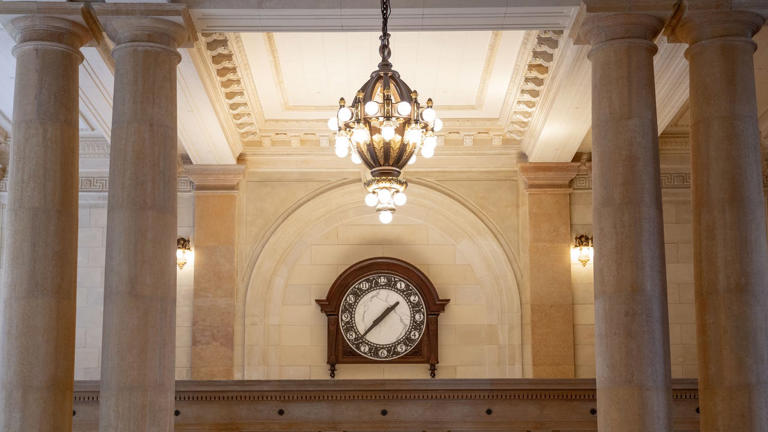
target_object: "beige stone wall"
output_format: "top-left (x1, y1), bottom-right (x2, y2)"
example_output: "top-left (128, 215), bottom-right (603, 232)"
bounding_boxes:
top-left (238, 175), bottom-right (523, 379)
top-left (0, 193), bottom-right (196, 380)
top-left (569, 188), bottom-right (698, 378)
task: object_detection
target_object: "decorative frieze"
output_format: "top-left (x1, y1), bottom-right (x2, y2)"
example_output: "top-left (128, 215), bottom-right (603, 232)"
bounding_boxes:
top-left (0, 177), bottom-right (194, 193)
top-left (572, 172), bottom-right (697, 191)
top-left (506, 30), bottom-right (563, 145)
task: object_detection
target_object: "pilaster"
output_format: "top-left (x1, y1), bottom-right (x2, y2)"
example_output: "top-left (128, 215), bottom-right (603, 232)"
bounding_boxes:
top-left (519, 162), bottom-right (578, 378)
top-left (185, 164), bottom-right (245, 380)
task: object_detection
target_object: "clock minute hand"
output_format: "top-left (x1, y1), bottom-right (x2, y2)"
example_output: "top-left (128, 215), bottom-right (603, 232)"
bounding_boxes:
top-left (360, 301), bottom-right (400, 339)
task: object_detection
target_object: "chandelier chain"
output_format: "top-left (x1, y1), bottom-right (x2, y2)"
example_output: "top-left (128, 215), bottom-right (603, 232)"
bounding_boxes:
top-left (378, 0), bottom-right (392, 68)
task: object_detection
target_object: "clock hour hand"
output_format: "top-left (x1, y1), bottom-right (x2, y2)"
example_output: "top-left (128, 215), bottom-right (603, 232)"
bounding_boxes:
top-left (360, 301), bottom-right (400, 339)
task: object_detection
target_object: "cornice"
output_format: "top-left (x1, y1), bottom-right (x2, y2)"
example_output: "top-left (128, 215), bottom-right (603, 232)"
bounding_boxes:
top-left (199, 32), bottom-right (261, 144)
top-left (518, 162), bottom-right (580, 192)
top-left (184, 164), bottom-right (246, 191)
top-left (72, 378), bottom-right (698, 402)
top-left (505, 30), bottom-right (564, 147)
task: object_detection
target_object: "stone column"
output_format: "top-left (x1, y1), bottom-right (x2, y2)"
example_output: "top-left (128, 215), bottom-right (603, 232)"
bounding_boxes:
top-left (580, 14), bottom-right (672, 431)
top-left (185, 165), bottom-right (245, 380)
top-left (92, 5), bottom-right (189, 431)
top-left (0, 6), bottom-right (90, 431)
top-left (674, 11), bottom-right (768, 431)
top-left (518, 162), bottom-right (579, 378)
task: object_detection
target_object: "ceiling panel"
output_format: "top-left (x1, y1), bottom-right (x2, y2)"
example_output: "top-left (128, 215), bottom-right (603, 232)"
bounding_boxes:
top-left (240, 30), bottom-right (526, 121)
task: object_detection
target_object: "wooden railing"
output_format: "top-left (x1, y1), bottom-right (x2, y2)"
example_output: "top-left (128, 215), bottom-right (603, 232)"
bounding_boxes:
top-left (73, 378), bottom-right (700, 431)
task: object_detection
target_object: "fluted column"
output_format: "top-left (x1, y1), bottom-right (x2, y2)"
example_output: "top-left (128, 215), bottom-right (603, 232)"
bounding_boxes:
top-left (580, 14), bottom-right (672, 431)
top-left (674, 11), bottom-right (768, 431)
top-left (92, 6), bottom-right (189, 431)
top-left (0, 6), bottom-right (90, 431)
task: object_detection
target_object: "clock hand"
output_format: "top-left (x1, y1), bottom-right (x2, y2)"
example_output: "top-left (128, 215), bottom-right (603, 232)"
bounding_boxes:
top-left (360, 301), bottom-right (400, 339)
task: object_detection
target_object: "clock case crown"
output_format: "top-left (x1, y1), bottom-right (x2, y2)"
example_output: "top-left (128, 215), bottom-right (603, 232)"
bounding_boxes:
top-left (316, 257), bottom-right (450, 378)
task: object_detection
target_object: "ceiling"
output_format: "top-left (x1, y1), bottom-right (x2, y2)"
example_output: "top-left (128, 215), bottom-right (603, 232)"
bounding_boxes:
top-left (240, 30), bottom-right (526, 120)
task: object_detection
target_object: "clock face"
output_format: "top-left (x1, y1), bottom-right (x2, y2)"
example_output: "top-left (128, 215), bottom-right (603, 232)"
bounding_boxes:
top-left (339, 273), bottom-right (427, 360)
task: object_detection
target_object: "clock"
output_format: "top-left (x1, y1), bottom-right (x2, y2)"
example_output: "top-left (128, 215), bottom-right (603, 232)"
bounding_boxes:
top-left (316, 257), bottom-right (449, 378)
top-left (339, 274), bottom-right (427, 360)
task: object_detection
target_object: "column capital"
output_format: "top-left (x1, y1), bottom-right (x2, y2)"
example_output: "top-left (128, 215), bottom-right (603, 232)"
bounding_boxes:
top-left (670, 10), bottom-right (764, 45)
top-left (185, 164), bottom-right (246, 192)
top-left (575, 12), bottom-right (665, 46)
top-left (90, 3), bottom-right (195, 50)
top-left (0, 3), bottom-right (92, 55)
top-left (518, 162), bottom-right (579, 193)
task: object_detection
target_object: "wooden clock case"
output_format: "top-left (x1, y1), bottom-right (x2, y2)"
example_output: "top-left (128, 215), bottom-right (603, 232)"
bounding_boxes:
top-left (316, 257), bottom-right (449, 378)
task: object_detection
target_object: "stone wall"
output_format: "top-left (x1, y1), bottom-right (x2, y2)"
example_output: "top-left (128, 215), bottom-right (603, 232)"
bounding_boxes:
top-left (238, 174), bottom-right (524, 379)
top-left (569, 188), bottom-right (698, 378)
top-left (64, 194), bottom-right (194, 380)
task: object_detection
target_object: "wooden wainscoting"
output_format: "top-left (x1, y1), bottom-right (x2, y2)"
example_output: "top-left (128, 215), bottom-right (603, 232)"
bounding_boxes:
top-left (72, 379), bottom-right (700, 431)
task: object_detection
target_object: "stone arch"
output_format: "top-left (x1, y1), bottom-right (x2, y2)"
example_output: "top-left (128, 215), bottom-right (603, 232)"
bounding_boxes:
top-left (236, 177), bottom-right (523, 378)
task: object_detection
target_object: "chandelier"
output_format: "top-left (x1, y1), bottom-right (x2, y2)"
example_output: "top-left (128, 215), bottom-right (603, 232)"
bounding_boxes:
top-left (328, 0), bottom-right (442, 224)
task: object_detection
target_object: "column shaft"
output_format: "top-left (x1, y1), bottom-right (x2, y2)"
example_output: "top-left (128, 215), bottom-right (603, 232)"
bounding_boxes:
top-left (677, 11), bottom-right (768, 431)
top-left (98, 17), bottom-right (186, 432)
top-left (0, 15), bottom-right (88, 431)
top-left (583, 14), bottom-right (673, 431)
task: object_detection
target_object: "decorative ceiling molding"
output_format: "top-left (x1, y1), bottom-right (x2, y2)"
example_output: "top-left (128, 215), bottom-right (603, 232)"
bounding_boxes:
top-left (505, 30), bottom-right (564, 146)
top-left (572, 171), bottom-right (694, 191)
top-left (199, 32), bottom-right (263, 144)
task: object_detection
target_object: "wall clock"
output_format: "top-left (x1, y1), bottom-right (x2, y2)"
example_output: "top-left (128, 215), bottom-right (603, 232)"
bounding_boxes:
top-left (316, 257), bottom-right (449, 378)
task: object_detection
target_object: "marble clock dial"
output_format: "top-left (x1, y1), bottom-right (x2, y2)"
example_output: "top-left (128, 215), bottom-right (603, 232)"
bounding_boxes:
top-left (339, 273), bottom-right (426, 360)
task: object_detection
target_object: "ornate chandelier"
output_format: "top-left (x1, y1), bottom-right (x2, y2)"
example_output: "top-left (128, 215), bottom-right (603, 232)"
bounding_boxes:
top-left (328, 0), bottom-right (442, 224)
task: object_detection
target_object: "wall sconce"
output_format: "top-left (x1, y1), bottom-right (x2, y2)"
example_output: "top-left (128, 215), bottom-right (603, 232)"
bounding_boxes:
top-left (571, 234), bottom-right (594, 267)
top-left (176, 237), bottom-right (192, 270)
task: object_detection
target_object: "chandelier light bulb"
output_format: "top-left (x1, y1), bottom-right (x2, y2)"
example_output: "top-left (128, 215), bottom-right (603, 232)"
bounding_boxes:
top-left (408, 154), bottom-right (417, 165)
top-left (423, 135), bottom-right (437, 150)
top-left (350, 150), bottom-right (362, 164)
top-left (421, 145), bottom-right (435, 158)
top-left (338, 107), bottom-right (353, 122)
top-left (364, 101), bottom-right (379, 116)
top-left (433, 118), bottom-right (443, 132)
top-left (393, 192), bottom-right (407, 206)
top-left (327, 117), bottom-right (338, 131)
top-left (397, 101), bottom-right (412, 116)
top-left (335, 134), bottom-right (349, 147)
top-left (405, 126), bottom-right (423, 145)
top-left (335, 143), bottom-right (349, 158)
top-left (352, 127), bottom-right (370, 145)
top-left (365, 193), bottom-right (378, 207)
top-left (377, 188), bottom-right (392, 204)
top-left (421, 107), bottom-right (436, 123)
top-left (381, 122), bottom-right (396, 141)
top-left (378, 210), bottom-right (393, 224)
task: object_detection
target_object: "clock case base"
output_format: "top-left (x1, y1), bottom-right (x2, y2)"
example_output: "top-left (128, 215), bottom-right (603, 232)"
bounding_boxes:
top-left (316, 257), bottom-right (449, 379)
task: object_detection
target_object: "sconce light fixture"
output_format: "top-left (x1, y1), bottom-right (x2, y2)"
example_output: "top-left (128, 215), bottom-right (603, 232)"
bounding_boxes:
top-left (572, 234), bottom-right (594, 267)
top-left (177, 237), bottom-right (192, 270)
